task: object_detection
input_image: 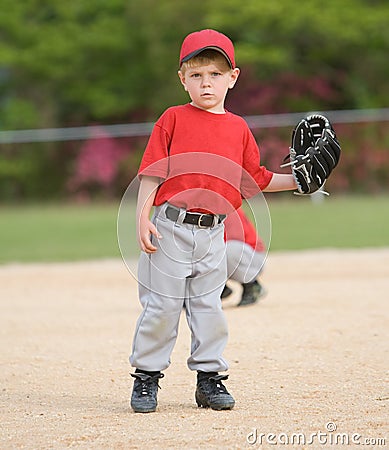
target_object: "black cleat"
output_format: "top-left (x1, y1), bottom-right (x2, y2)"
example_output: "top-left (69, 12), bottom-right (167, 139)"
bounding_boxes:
top-left (238, 280), bottom-right (267, 307)
top-left (195, 373), bottom-right (235, 410)
top-left (130, 372), bottom-right (164, 413)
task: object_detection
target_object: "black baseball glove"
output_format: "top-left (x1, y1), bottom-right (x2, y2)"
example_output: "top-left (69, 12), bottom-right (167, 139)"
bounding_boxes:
top-left (282, 114), bottom-right (341, 195)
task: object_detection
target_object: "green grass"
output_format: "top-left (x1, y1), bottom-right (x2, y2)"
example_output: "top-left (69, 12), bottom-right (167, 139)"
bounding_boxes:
top-left (263, 194), bottom-right (389, 251)
top-left (0, 196), bottom-right (388, 264)
top-left (0, 203), bottom-right (131, 264)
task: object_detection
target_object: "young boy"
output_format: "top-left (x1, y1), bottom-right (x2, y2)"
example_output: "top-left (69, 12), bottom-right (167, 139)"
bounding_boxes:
top-left (130, 29), bottom-right (297, 413)
top-left (222, 207), bottom-right (267, 307)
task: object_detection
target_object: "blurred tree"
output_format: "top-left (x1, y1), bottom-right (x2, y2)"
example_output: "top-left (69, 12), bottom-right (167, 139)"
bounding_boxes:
top-left (0, 0), bottom-right (388, 200)
top-left (207, 0), bottom-right (389, 110)
top-left (0, 0), bottom-right (204, 129)
top-left (0, 0), bottom-right (388, 129)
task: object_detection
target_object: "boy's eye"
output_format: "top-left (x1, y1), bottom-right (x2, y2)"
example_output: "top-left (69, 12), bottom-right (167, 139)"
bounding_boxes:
top-left (191, 73), bottom-right (200, 78)
top-left (212, 72), bottom-right (221, 76)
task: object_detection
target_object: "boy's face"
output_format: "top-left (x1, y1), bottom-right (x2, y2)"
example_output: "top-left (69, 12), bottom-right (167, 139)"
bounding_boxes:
top-left (178, 62), bottom-right (240, 114)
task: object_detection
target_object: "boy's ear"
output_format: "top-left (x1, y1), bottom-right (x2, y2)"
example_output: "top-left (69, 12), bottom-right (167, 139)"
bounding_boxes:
top-left (228, 67), bottom-right (240, 89)
top-left (178, 70), bottom-right (188, 91)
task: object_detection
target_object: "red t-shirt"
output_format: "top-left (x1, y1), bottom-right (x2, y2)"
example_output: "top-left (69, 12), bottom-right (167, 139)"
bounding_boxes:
top-left (224, 207), bottom-right (265, 252)
top-left (138, 104), bottom-right (273, 215)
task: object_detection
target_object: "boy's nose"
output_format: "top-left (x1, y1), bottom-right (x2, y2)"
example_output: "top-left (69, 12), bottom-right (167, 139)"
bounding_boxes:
top-left (201, 75), bottom-right (212, 87)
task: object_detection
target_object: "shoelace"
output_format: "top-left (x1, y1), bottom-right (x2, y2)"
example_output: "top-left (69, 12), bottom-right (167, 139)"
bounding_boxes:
top-left (131, 373), bottom-right (164, 395)
top-left (203, 375), bottom-right (229, 395)
top-left (140, 381), bottom-right (152, 396)
top-left (214, 381), bottom-right (227, 394)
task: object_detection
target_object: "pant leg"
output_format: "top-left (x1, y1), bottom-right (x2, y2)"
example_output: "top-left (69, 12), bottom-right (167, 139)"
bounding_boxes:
top-left (184, 223), bottom-right (230, 372)
top-left (130, 206), bottom-right (192, 371)
top-left (226, 240), bottom-right (266, 284)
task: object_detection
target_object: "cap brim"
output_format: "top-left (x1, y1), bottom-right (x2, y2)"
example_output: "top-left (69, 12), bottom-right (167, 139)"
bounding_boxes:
top-left (180, 46), bottom-right (233, 68)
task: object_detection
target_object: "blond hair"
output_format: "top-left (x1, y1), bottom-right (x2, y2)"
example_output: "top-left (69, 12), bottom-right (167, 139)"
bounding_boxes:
top-left (180, 49), bottom-right (231, 74)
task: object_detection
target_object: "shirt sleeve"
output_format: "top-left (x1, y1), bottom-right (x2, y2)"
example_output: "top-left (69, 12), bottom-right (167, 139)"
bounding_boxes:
top-left (138, 114), bottom-right (172, 179)
top-left (240, 128), bottom-right (273, 197)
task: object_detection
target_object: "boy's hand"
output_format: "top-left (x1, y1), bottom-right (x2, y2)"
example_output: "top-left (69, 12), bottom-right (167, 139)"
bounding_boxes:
top-left (137, 217), bottom-right (162, 253)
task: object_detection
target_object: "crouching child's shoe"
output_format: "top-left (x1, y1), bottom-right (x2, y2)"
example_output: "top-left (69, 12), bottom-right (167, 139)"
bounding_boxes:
top-left (195, 372), bottom-right (235, 410)
top-left (238, 280), bottom-right (267, 307)
top-left (130, 371), bottom-right (164, 413)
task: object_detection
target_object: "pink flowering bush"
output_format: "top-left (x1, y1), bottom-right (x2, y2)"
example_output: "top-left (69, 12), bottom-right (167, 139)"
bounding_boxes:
top-left (67, 127), bottom-right (131, 199)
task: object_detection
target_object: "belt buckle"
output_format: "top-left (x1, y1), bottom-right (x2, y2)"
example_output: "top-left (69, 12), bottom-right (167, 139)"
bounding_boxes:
top-left (198, 214), bottom-right (210, 228)
top-left (198, 214), bottom-right (216, 228)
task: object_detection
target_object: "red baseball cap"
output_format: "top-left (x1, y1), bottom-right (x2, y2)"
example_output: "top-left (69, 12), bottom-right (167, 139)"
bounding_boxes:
top-left (179, 29), bottom-right (236, 68)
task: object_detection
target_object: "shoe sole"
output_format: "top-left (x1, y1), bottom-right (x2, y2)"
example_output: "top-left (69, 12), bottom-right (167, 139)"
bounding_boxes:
top-left (130, 400), bottom-right (157, 413)
top-left (131, 406), bottom-right (156, 413)
top-left (195, 392), bottom-right (235, 410)
top-left (196, 401), bottom-right (235, 410)
top-left (132, 409), bottom-right (156, 413)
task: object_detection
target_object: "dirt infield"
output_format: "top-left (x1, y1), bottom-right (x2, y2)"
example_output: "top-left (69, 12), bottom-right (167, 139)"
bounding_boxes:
top-left (1, 248), bottom-right (388, 449)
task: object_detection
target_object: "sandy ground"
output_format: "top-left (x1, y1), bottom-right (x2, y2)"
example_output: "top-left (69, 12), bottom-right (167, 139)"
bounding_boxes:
top-left (0, 248), bottom-right (388, 450)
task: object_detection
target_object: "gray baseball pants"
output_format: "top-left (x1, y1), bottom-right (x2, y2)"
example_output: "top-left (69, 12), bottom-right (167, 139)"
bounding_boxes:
top-left (226, 240), bottom-right (266, 284)
top-left (130, 202), bottom-right (229, 373)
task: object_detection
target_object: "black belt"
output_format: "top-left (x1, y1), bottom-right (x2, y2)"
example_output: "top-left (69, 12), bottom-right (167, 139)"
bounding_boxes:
top-left (165, 205), bottom-right (225, 228)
